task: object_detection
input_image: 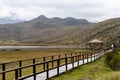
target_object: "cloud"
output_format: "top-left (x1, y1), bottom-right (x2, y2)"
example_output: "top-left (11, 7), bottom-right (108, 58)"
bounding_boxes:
top-left (0, 0), bottom-right (120, 21)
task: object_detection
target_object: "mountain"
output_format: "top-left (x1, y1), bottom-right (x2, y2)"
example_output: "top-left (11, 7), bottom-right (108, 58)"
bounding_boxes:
top-left (34, 17), bottom-right (120, 45)
top-left (0, 15), bottom-right (94, 45)
top-left (0, 13), bottom-right (23, 24)
top-left (0, 17), bottom-right (23, 24)
top-left (30, 15), bottom-right (93, 27)
top-left (81, 18), bottom-right (120, 45)
top-left (0, 15), bottom-right (120, 45)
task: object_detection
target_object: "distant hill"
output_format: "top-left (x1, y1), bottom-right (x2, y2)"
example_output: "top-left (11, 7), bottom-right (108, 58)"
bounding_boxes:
top-left (0, 17), bottom-right (23, 24)
top-left (39, 17), bottom-right (120, 45)
top-left (0, 15), bottom-right (120, 45)
top-left (30, 15), bottom-right (92, 27)
top-left (0, 13), bottom-right (23, 24)
top-left (82, 18), bottom-right (120, 45)
top-left (0, 15), bottom-right (93, 45)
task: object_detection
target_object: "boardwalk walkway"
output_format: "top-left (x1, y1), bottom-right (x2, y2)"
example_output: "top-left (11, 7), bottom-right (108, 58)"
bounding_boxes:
top-left (25, 50), bottom-right (112, 80)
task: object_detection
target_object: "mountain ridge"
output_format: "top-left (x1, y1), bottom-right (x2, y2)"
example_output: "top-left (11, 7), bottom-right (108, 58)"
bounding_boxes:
top-left (30, 15), bottom-right (93, 27)
top-left (0, 15), bottom-right (94, 45)
top-left (0, 13), bottom-right (24, 24)
top-left (0, 15), bottom-right (120, 45)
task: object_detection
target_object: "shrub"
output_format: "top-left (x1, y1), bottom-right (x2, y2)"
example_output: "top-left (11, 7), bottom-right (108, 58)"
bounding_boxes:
top-left (105, 49), bottom-right (120, 70)
top-left (14, 49), bottom-right (21, 51)
top-left (1, 49), bottom-right (6, 51)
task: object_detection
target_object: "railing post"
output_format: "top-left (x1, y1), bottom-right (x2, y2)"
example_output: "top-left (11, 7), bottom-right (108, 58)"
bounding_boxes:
top-left (52, 56), bottom-right (54, 67)
top-left (96, 52), bottom-right (97, 59)
top-left (15, 69), bottom-right (19, 80)
top-left (65, 54), bottom-right (67, 71)
top-left (82, 54), bottom-right (84, 64)
top-left (33, 58), bottom-right (35, 64)
top-left (72, 56), bottom-right (74, 68)
top-left (100, 51), bottom-right (103, 57)
top-left (19, 61), bottom-right (22, 77)
top-left (91, 52), bottom-right (92, 61)
top-left (94, 53), bottom-right (96, 61)
top-left (59, 54), bottom-right (60, 65)
top-left (57, 59), bottom-right (60, 76)
top-left (99, 51), bottom-right (101, 57)
top-left (71, 53), bottom-right (72, 62)
top-left (33, 59), bottom-right (36, 80)
top-left (46, 62), bottom-right (49, 79)
top-left (79, 53), bottom-right (81, 60)
top-left (59, 54), bottom-right (60, 59)
top-left (2, 63), bottom-right (5, 80)
top-left (98, 52), bottom-right (100, 58)
top-left (43, 57), bottom-right (46, 70)
top-left (87, 53), bottom-right (88, 63)
top-left (85, 52), bottom-right (86, 59)
top-left (79, 52), bottom-right (81, 55)
top-left (78, 54), bottom-right (80, 66)
top-left (99, 51), bottom-right (101, 58)
top-left (75, 52), bottom-right (77, 61)
top-left (97, 52), bottom-right (99, 59)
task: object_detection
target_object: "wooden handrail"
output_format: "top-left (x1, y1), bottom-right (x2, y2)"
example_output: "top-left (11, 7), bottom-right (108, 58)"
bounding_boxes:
top-left (0, 50), bottom-right (102, 80)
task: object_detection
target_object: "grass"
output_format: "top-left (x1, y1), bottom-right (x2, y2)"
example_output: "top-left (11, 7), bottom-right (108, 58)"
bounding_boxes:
top-left (0, 48), bottom-right (85, 80)
top-left (0, 49), bottom-right (81, 63)
top-left (103, 72), bottom-right (120, 80)
top-left (49, 53), bottom-right (120, 80)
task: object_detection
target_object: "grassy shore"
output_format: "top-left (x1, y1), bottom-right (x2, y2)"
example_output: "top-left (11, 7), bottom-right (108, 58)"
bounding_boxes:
top-left (49, 53), bottom-right (120, 80)
top-left (0, 48), bottom-right (82, 63)
top-left (0, 49), bottom-right (58, 63)
top-left (0, 48), bottom-right (84, 80)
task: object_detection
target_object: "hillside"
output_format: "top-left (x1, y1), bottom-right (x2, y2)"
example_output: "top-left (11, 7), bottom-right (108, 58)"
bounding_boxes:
top-left (82, 18), bottom-right (120, 45)
top-left (40, 18), bottom-right (120, 45)
top-left (49, 51), bottom-right (120, 80)
top-left (0, 15), bottom-right (93, 45)
top-left (0, 16), bottom-right (120, 45)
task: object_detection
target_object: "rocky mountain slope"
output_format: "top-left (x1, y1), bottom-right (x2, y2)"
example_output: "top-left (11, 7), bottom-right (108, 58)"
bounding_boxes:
top-left (0, 15), bottom-right (120, 45)
top-left (82, 18), bottom-right (120, 45)
top-left (0, 15), bottom-right (93, 45)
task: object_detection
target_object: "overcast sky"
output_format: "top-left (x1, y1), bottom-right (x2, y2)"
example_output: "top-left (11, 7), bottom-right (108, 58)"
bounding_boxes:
top-left (0, 0), bottom-right (120, 22)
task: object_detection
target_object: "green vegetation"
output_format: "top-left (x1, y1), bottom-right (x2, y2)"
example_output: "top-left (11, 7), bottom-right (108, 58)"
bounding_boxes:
top-left (49, 51), bottom-right (120, 80)
top-left (0, 48), bottom-right (120, 80)
top-left (83, 18), bottom-right (120, 46)
top-left (105, 49), bottom-right (120, 70)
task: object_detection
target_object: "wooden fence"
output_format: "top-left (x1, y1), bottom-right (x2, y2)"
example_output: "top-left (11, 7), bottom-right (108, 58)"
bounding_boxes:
top-left (0, 50), bottom-right (102, 80)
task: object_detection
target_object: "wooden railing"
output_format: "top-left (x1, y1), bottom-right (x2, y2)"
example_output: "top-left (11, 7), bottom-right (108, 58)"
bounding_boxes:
top-left (0, 50), bottom-right (101, 80)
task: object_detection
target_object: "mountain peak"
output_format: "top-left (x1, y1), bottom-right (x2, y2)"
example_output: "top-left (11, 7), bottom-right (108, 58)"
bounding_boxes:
top-left (30, 15), bottom-right (93, 27)
top-left (0, 13), bottom-right (24, 24)
top-left (32, 15), bottom-right (48, 22)
top-left (0, 17), bottom-right (23, 24)
top-left (38, 15), bottom-right (47, 19)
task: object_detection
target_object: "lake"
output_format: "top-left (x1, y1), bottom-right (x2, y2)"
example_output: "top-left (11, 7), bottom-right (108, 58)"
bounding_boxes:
top-left (0, 46), bottom-right (83, 49)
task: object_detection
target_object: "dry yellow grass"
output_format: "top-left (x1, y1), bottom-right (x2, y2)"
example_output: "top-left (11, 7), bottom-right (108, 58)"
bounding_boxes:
top-left (0, 49), bottom-right (66, 63)
top-left (0, 49), bottom-right (88, 80)
top-left (104, 72), bottom-right (120, 80)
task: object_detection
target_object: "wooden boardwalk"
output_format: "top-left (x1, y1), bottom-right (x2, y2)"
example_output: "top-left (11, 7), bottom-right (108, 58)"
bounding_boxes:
top-left (0, 50), bottom-right (112, 80)
top-left (25, 50), bottom-right (112, 80)
top-left (26, 59), bottom-right (88, 80)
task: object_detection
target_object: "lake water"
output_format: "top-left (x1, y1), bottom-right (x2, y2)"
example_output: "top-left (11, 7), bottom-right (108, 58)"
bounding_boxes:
top-left (0, 46), bottom-right (82, 49)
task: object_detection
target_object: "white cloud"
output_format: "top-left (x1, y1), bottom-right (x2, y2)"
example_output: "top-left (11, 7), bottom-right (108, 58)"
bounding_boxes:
top-left (0, 0), bottom-right (120, 21)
